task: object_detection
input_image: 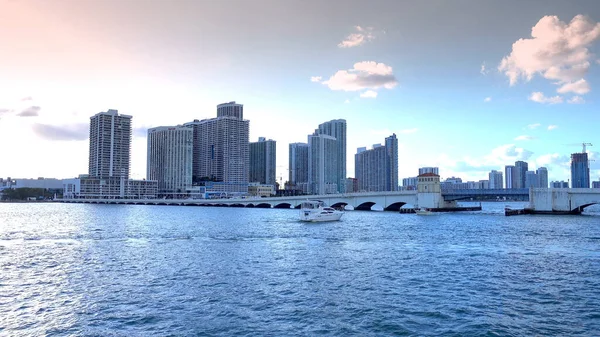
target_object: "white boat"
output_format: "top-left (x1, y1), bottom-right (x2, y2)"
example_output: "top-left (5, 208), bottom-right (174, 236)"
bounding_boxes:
top-left (299, 200), bottom-right (344, 222)
top-left (415, 207), bottom-right (434, 215)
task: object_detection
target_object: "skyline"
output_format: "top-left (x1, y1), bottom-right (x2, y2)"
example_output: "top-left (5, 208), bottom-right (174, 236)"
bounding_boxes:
top-left (1, 0), bottom-right (600, 184)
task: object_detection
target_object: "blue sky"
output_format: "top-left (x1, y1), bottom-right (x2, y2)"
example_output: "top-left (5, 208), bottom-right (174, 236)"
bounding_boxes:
top-left (1, 0), bottom-right (599, 185)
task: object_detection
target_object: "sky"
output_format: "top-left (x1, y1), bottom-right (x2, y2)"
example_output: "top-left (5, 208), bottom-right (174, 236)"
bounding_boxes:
top-left (1, 0), bottom-right (600, 185)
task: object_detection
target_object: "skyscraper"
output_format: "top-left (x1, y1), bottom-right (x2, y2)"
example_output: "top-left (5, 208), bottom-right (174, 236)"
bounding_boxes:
top-left (355, 134), bottom-right (398, 192)
top-left (249, 137), bottom-right (276, 186)
top-left (536, 167), bottom-right (548, 188)
top-left (489, 170), bottom-right (503, 189)
top-left (308, 133), bottom-right (338, 194)
top-left (146, 126), bottom-right (193, 196)
top-left (185, 102), bottom-right (250, 193)
top-left (418, 167), bottom-right (439, 175)
top-left (89, 109), bottom-right (132, 179)
top-left (571, 152), bottom-right (590, 188)
top-left (505, 165), bottom-right (515, 189)
top-left (514, 161), bottom-right (528, 189)
top-left (525, 170), bottom-right (538, 188)
top-left (289, 142), bottom-right (309, 191)
top-left (315, 119), bottom-right (347, 193)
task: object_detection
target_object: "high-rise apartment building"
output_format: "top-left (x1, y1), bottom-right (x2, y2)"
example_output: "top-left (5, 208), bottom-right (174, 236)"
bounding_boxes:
top-left (514, 161), bottom-right (528, 189)
top-left (418, 167), bottom-right (439, 175)
top-left (536, 167), bottom-right (548, 188)
top-left (571, 152), bottom-right (590, 188)
top-left (550, 181), bottom-right (569, 188)
top-left (489, 170), bottom-right (503, 189)
top-left (355, 134), bottom-right (398, 192)
top-left (505, 165), bottom-right (515, 189)
top-left (89, 109), bottom-right (132, 178)
top-left (249, 137), bottom-right (276, 186)
top-left (314, 119), bottom-right (346, 193)
top-left (308, 133), bottom-right (339, 194)
top-left (525, 170), bottom-right (538, 188)
top-left (184, 102), bottom-right (249, 193)
top-left (146, 126), bottom-right (193, 196)
top-left (289, 142), bottom-right (309, 191)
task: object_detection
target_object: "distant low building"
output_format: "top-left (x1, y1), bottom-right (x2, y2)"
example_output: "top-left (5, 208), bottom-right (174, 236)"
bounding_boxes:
top-left (592, 181), bottom-right (600, 189)
top-left (63, 176), bottom-right (158, 199)
top-left (248, 183), bottom-right (275, 197)
top-left (550, 181), bottom-right (569, 188)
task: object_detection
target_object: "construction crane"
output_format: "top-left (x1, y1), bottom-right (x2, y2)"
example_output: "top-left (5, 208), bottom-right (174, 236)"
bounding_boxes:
top-left (582, 142), bottom-right (592, 153)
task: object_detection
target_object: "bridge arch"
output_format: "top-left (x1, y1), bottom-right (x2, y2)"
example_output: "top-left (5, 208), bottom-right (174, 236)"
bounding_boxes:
top-left (384, 202), bottom-right (407, 211)
top-left (355, 201), bottom-right (376, 211)
top-left (273, 203), bottom-right (292, 209)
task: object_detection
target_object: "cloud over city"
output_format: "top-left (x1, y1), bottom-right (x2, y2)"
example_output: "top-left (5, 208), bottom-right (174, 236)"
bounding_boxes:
top-left (322, 61), bottom-right (398, 92)
top-left (499, 14), bottom-right (600, 100)
top-left (338, 26), bottom-right (375, 48)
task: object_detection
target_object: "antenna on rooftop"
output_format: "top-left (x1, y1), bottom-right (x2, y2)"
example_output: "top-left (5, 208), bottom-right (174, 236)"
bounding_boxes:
top-left (582, 142), bottom-right (592, 153)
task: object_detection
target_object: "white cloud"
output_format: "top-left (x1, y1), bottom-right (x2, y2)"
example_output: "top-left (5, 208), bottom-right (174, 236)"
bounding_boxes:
top-left (310, 76), bottom-right (322, 83)
top-left (557, 79), bottom-right (590, 94)
top-left (499, 15), bottom-right (600, 93)
top-left (360, 90), bottom-right (378, 98)
top-left (528, 92), bottom-right (563, 104)
top-left (344, 99), bottom-right (350, 104)
top-left (322, 61), bottom-right (398, 92)
top-left (547, 125), bottom-right (558, 130)
top-left (480, 62), bottom-right (489, 75)
top-left (338, 26), bottom-right (375, 48)
top-left (484, 97), bottom-right (492, 102)
top-left (514, 135), bottom-right (537, 141)
top-left (398, 128), bottom-right (418, 134)
top-left (568, 95), bottom-right (585, 104)
top-left (527, 123), bottom-right (541, 129)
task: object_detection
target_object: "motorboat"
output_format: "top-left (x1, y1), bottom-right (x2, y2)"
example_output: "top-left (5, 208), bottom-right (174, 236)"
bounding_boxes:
top-left (415, 207), bottom-right (434, 215)
top-left (299, 200), bottom-right (344, 222)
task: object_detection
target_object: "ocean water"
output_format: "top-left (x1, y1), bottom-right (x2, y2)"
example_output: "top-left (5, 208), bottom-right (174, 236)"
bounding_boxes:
top-left (0, 202), bottom-right (599, 336)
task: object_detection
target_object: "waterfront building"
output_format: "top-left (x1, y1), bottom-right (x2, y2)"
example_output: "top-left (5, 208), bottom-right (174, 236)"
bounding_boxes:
top-left (184, 102), bottom-right (250, 194)
top-left (249, 137), bottom-right (276, 186)
top-left (89, 109), bottom-right (132, 179)
top-left (488, 170), bottom-right (503, 189)
top-left (525, 170), bottom-right (538, 188)
top-left (63, 175), bottom-right (157, 199)
top-left (355, 134), bottom-right (398, 192)
top-left (402, 177), bottom-right (417, 190)
top-left (505, 165), bottom-right (515, 189)
top-left (571, 152), bottom-right (590, 188)
top-left (288, 142), bottom-right (309, 194)
top-left (514, 161), bottom-right (528, 189)
top-left (345, 177), bottom-right (359, 193)
top-left (592, 181), bottom-right (600, 188)
top-left (537, 167), bottom-right (548, 188)
top-left (146, 126), bottom-right (193, 197)
top-left (550, 181), bottom-right (569, 188)
top-left (247, 182), bottom-right (275, 197)
top-left (313, 119), bottom-right (346, 193)
top-left (308, 133), bottom-right (339, 194)
top-left (418, 167), bottom-right (439, 175)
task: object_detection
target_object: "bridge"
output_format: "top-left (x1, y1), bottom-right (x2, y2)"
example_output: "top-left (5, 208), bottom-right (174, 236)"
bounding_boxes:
top-left (441, 188), bottom-right (529, 201)
top-left (528, 188), bottom-right (600, 214)
top-left (60, 191), bottom-right (420, 211)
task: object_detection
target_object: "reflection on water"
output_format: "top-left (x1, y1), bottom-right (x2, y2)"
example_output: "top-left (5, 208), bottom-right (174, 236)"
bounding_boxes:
top-left (0, 202), bottom-right (599, 336)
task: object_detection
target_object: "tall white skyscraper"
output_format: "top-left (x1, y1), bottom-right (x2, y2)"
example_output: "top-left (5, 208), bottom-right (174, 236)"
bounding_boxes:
top-left (147, 126), bottom-right (193, 196)
top-left (536, 167), bottom-right (548, 188)
top-left (308, 133), bottom-right (338, 194)
top-left (489, 170), bottom-right (503, 189)
top-left (249, 137), bottom-right (276, 186)
top-left (312, 119), bottom-right (347, 193)
top-left (185, 102), bottom-right (249, 193)
top-left (89, 109), bottom-right (132, 179)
